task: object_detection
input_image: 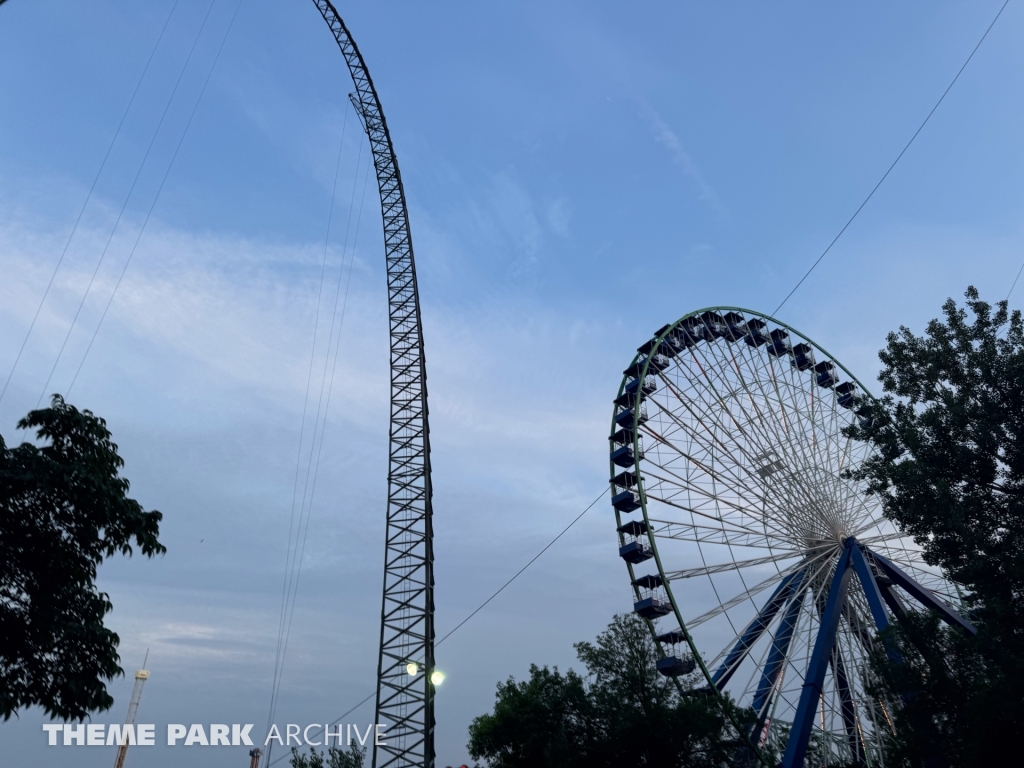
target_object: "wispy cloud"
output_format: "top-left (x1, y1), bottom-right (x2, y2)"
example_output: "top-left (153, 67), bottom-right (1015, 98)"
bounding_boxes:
top-left (639, 101), bottom-right (722, 210)
top-left (0, 207), bottom-right (631, 759)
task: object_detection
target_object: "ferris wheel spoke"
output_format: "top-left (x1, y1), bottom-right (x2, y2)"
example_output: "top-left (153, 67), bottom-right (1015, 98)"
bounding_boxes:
top-left (684, 569), bottom-right (793, 630)
top-left (611, 309), bottom-right (962, 762)
top-left (641, 464), bottom-right (769, 522)
top-left (731, 342), bottom-right (861, 534)
top-left (653, 370), bottom-right (799, 515)
top-left (683, 540), bottom-right (841, 631)
top-left (690, 341), bottom-right (816, 479)
top-left (653, 362), bottom-right (775, 475)
top-left (665, 551), bottom-right (804, 581)
top-left (829, 641), bottom-right (863, 759)
top-left (644, 389), bottom-right (769, 504)
top-left (720, 343), bottom-right (821, 481)
top-left (642, 488), bottom-right (792, 544)
top-left (745, 578), bottom-right (807, 718)
top-left (640, 410), bottom-right (798, 542)
top-left (639, 464), bottom-right (777, 531)
top-left (708, 568), bottom-right (811, 689)
top-left (683, 552), bottom-right (814, 631)
top-left (659, 360), bottom-right (851, 548)
top-left (851, 520), bottom-right (908, 542)
top-left (865, 536), bottom-right (932, 568)
top-left (737, 587), bottom-right (817, 721)
top-left (642, 464), bottom-right (795, 546)
top-left (661, 354), bottom-right (759, 453)
top-left (843, 589), bottom-right (879, 653)
top-left (640, 462), bottom-right (785, 543)
top-left (648, 518), bottom-right (791, 548)
top-left (757, 588), bottom-right (823, 731)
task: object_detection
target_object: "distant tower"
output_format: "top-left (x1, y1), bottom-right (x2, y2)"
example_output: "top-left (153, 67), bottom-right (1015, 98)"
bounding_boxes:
top-left (112, 653), bottom-right (150, 768)
top-left (249, 748), bottom-right (263, 768)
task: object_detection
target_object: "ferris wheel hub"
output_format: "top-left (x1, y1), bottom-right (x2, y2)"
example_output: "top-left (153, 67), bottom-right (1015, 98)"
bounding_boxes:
top-left (610, 307), bottom-right (963, 768)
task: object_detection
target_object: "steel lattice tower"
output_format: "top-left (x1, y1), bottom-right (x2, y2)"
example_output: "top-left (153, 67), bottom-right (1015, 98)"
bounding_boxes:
top-left (112, 664), bottom-right (149, 768)
top-left (311, 3), bottom-right (435, 767)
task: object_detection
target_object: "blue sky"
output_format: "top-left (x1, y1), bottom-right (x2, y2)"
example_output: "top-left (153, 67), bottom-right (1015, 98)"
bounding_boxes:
top-left (1, 1), bottom-right (1021, 765)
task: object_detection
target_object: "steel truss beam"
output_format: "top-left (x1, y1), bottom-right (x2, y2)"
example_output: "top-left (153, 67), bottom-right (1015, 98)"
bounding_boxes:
top-left (711, 568), bottom-right (806, 688)
top-left (312, 3), bottom-right (434, 767)
top-left (781, 538), bottom-right (977, 768)
top-left (782, 540), bottom-right (855, 768)
top-left (867, 549), bottom-right (976, 636)
top-left (751, 575), bottom-right (807, 741)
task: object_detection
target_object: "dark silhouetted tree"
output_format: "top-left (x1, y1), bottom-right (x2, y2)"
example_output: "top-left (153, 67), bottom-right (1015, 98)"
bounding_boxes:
top-left (289, 743), bottom-right (365, 768)
top-left (468, 613), bottom-right (754, 768)
top-left (0, 396), bottom-right (164, 720)
top-left (848, 287), bottom-right (1024, 766)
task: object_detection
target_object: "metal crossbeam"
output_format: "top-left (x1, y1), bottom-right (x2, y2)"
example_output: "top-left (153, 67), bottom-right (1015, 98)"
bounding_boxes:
top-left (867, 549), bottom-right (976, 636)
top-left (750, 578), bottom-right (807, 742)
top-left (711, 569), bottom-right (805, 688)
top-left (849, 542), bottom-right (891, 633)
top-left (829, 649), bottom-right (864, 766)
top-left (312, 3), bottom-right (434, 766)
top-left (781, 540), bottom-right (855, 768)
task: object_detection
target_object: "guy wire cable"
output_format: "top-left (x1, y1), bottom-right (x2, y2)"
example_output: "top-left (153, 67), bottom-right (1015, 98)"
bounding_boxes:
top-left (265, 110), bottom-right (351, 738)
top-left (1008, 259), bottom-right (1024, 301)
top-left (773, 0), bottom-right (1010, 316)
top-left (65, 0), bottom-right (246, 398)
top-left (0, 0), bottom-right (181, 405)
top-left (274, 146), bottom-right (372, 684)
top-left (264, 120), bottom-right (357, 749)
top-left (265, 485), bottom-right (609, 767)
top-left (35, 0), bottom-right (219, 407)
top-left (263, 144), bottom-right (373, 768)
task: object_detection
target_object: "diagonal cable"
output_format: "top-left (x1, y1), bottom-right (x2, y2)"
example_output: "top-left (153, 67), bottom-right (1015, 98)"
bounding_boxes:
top-left (263, 144), bottom-right (372, 768)
top-left (774, 0), bottom-right (1010, 315)
top-left (0, 0), bottom-right (181, 405)
top-left (1007, 258), bottom-right (1024, 301)
top-left (65, 0), bottom-right (246, 397)
top-left (35, 0), bottom-right (218, 409)
top-left (265, 126), bottom-right (360, 746)
top-left (265, 486), bottom-right (609, 766)
top-left (435, 486), bottom-right (609, 646)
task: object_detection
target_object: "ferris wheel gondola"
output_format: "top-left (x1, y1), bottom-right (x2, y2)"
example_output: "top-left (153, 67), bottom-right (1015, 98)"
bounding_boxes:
top-left (610, 307), bottom-right (976, 768)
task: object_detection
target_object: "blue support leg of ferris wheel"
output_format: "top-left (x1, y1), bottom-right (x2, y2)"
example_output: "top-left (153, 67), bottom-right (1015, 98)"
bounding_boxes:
top-left (878, 582), bottom-right (908, 621)
top-left (781, 540), bottom-right (855, 768)
top-left (849, 540), bottom-right (904, 667)
top-left (830, 644), bottom-right (866, 767)
top-left (866, 549), bottom-right (977, 636)
top-left (750, 576), bottom-right (808, 743)
top-left (711, 569), bottom-right (805, 689)
top-left (849, 541), bottom-right (891, 632)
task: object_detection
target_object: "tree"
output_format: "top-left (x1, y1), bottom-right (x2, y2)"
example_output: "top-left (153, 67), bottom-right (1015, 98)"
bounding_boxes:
top-left (0, 395), bottom-right (164, 721)
top-left (847, 287), bottom-right (1024, 765)
top-left (468, 613), bottom-right (751, 768)
top-left (289, 744), bottom-right (365, 768)
top-left (466, 664), bottom-right (592, 766)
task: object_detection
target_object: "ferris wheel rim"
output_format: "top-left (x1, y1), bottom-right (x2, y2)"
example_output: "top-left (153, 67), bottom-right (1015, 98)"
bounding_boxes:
top-left (610, 304), bottom-right (879, 658)
top-left (609, 306), bottom-right (935, 764)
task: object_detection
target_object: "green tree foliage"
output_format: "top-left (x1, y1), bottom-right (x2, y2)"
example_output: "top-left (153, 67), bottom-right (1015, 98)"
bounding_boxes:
top-left (289, 744), bottom-right (365, 768)
top-left (467, 664), bottom-right (591, 765)
top-left (864, 613), bottom-right (991, 768)
top-left (468, 613), bottom-right (754, 768)
top-left (0, 396), bottom-right (164, 721)
top-left (847, 287), bottom-right (1024, 765)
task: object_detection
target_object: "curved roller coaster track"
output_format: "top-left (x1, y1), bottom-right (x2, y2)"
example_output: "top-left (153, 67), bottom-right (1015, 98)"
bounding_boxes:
top-left (311, 3), bottom-right (435, 767)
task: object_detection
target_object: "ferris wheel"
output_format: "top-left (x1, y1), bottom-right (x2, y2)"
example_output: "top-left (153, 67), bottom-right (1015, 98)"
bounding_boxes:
top-left (609, 308), bottom-right (977, 768)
